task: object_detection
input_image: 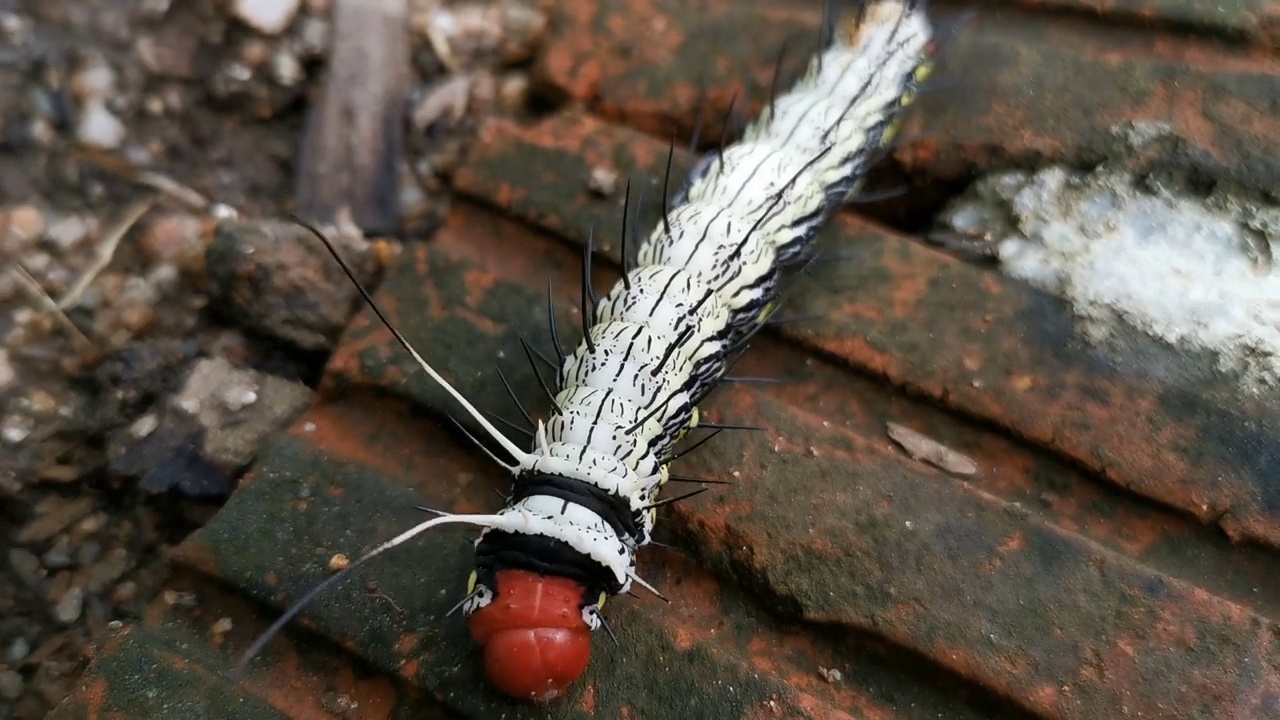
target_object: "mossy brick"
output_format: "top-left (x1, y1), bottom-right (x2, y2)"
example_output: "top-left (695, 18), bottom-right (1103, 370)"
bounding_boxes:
top-left (169, 396), bottom-right (1008, 718)
top-left (668, 388), bottom-right (1280, 719)
top-left (452, 110), bottom-right (1280, 551)
top-left (312, 195), bottom-right (1279, 717)
top-left (1016, 0), bottom-right (1277, 43)
top-left (49, 623), bottom-right (289, 720)
top-left (51, 566), bottom-right (451, 719)
top-left (532, 0), bottom-right (1279, 189)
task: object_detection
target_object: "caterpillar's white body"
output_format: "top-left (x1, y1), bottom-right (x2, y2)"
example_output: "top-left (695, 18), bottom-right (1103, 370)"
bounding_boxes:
top-left (464, 0), bottom-right (936, 618)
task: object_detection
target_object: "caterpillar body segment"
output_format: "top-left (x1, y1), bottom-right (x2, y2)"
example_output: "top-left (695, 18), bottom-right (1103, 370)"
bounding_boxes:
top-left (240, 0), bottom-right (938, 707)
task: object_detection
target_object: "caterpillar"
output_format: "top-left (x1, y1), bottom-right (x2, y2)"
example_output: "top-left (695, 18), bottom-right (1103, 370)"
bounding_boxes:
top-left (237, 0), bottom-right (935, 704)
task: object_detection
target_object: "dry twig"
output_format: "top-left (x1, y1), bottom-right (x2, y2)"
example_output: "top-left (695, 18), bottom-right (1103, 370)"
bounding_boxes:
top-left (56, 197), bottom-right (155, 310)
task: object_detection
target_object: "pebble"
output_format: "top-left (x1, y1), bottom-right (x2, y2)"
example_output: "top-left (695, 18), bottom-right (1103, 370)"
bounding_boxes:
top-left (44, 215), bottom-right (91, 250)
top-left (111, 580), bottom-right (138, 605)
top-left (8, 548), bottom-right (45, 587)
top-left (496, 71), bottom-right (529, 114)
top-left (41, 535), bottom-right (74, 569)
top-left (6, 637), bottom-right (31, 664)
top-left (209, 617), bottom-right (233, 636)
top-left (77, 100), bottom-right (127, 149)
top-left (269, 48), bottom-right (304, 87)
top-left (418, 1), bottom-right (547, 70)
top-left (74, 511), bottom-right (108, 537)
top-left (69, 57), bottom-right (117, 100)
top-left (587, 166), bottom-right (619, 197)
top-left (206, 219), bottom-right (379, 352)
top-left (2, 204), bottom-right (46, 254)
top-left (232, 0), bottom-right (301, 35)
top-left (139, 213), bottom-right (209, 275)
top-left (76, 540), bottom-right (102, 567)
top-left (17, 496), bottom-right (97, 544)
top-left (0, 670), bottom-right (23, 701)
top-left (86, 547), bottom-right (130, 592)
top-left (0, 348), bottom-right (14, 389)
top-left (53, 586), bottom-right (85, 625)
top-left (2, 413), bottom-right (34, 444)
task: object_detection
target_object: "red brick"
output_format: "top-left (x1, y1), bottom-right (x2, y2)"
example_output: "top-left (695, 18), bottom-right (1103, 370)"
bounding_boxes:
top-left (453, 110), bottom-right (1280, 551)
top-left (533, 0), bottom-right (1279, 188)
top-left (169, 394), bottom-right (985, 718)
top-left (311, 198), bottom-right (1279, 718)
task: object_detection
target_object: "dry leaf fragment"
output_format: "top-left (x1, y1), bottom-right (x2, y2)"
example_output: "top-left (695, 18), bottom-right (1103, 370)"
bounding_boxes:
top-left (886, 422), bottom-right (978, 476)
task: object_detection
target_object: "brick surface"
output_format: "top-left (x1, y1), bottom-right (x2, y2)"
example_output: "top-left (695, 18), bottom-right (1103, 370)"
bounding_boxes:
top-left (453, 110), bottom-right (1280, 550)
top-left (66, 0), bottom-right (1280, 716)
top-left (534, 0), bottom-right (1280, 187)
top-left (53, 569), bottom-right (449, 720)
top-left (70, 202), bottom-right (1279, 716)
top-left (170, 396), bottom-right (1007, 718)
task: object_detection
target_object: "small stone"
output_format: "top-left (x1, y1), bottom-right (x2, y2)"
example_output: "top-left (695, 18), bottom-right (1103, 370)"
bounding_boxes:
top-left (138, 213), bottom-right (209, 276)
top-left (41, 535), bottom-right (74, 569)
top-left (1, 413), bottom-right (34, 444)
top-left (77, 101), bottom-right (126, 150)
top-left (232, 0), bottom-right (301, 35)
top-left (0, 349), bottom-right (14, 389)
top-left (327, 553), bottom-right (350, 572)
top-left (53, 586), bottom-right (85, 624)
top-left (210, 617), bottom-right (233, 636)
top-left (418, 1), bottom-right (547, 70)
top-left (269, 48), bottom-right (304, 86)
top-left (69, 58), bottom-right (117, 101)
top-left (27, 388), bottom-right (57, 415)
top-left (111, 580), bottom-right (138, 604)
top-left (2, 205), bottom-right (46, 254)
top-left (496, 71), bottom-right (529, 114)
top-left (296, 15), bottom-right (330, 57)
top-left (74, 511), bottom-right (108, 536)
top-left (320, 692), bottom-right (359, 714)
top-left (130, 413), bottom-right (160, 438)
top-left (44, 215), bottom-right (91, 251)
top-left (115, 301), bottom-right (156, 335)
top-left (220, 380), bottom-right (259, 411)
top-left (0, 670), bottom-right (23, 701)
top-left (17, 496), bottom-right (96, 543)
top-left (76, 540), bottom-right (102, 567)
top-left (206, 219), bottom-right (378, 352)
top-left (163, 589), bottom-right (198, 607)
top-left (8, 548), bottom-right (44, 587)
top-left (6, 637), bottom-right (30, 663)
top-left (86, 547), bottom-right (130, 592)
top-left (587, 166), bottom-right (619, 197)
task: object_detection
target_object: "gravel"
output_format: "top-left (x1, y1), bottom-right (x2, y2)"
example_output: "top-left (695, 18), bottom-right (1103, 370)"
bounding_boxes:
top-left (0, 0), bottom-right (547, 715)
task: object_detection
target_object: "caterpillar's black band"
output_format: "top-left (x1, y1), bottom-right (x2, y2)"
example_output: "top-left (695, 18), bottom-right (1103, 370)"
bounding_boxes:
top-left (475, 530), bottom-right (622, 598)
top-left (510, 471), bottom-right (641, 545)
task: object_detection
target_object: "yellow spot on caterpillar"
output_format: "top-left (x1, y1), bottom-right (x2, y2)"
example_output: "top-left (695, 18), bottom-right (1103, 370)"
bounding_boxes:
top-left (757, 300), bottom-right (778, 324)
top-left (466, 570), bottom-right (477, 594)
top-left (881, 117), bottom-right (903, 146)
top-left (597, 592), bottom-right (607, 609)
top-left (659, 465), bottom-right (670, 486)
top-left (689, 406), bottom-right (700, 428)
top-left (899, 86), bottom-right (918, 107)
top-left (913, 61), bottom-right (934, 84)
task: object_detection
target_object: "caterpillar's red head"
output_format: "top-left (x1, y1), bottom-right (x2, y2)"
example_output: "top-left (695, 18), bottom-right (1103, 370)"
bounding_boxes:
top-left (466, 569), bottom-right (592, 703)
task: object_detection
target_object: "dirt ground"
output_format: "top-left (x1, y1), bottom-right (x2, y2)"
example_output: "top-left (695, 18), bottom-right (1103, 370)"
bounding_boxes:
top-left (0, 1), bottom-right (542, 716)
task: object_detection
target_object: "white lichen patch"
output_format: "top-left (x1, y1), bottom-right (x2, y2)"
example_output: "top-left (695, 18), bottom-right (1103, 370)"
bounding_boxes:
top-left (937, 163), bottom-right (1280, 394)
